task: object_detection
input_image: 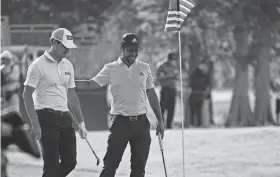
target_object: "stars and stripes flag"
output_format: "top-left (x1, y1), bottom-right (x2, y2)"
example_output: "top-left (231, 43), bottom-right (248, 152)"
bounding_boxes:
top-left (164, 0), bottom-right (196, 32)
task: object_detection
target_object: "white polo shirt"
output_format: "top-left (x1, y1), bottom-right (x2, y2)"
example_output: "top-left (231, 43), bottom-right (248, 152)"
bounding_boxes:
top-left (24, 51), bottom-right (75, 111)
top-left (92, 58), bottom-right (154, 116)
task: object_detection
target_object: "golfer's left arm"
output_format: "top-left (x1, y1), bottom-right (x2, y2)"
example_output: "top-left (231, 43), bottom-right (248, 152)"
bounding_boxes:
top-left (68, 88), bottom-right (85, 125)
top-left (67, 62), bottom-right (86, 126)
top-left (146, 65), bottom-right (164, 124)
top-left (146, 88), bottom-right (163, 124)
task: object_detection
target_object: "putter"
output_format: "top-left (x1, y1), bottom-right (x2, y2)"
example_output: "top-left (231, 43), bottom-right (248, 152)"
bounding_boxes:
top-left (85, 138), bottom-right (100, 166)
top-left (158, 134), bottom-right (168, 177)
top-left (69, 113), bottom-right (100, 166)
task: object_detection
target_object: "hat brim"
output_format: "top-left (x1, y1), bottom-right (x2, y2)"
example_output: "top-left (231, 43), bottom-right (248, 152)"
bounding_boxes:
top-left (61, 41), bottom-right (78, 49)
top-left (121, 44), bottom-right (142, 49)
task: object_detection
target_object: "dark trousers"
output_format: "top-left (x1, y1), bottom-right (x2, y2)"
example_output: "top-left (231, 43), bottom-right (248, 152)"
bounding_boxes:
top-left (36, 109), bottom-right (77, 177)
top-left (100, 114), bottom-right (151, 177)
top-left (188, 93), bottom-right (204, 127)
top-left (276, 99), bottom-right (280, 124)
top-left (160, 87), bottom-right (176, 129)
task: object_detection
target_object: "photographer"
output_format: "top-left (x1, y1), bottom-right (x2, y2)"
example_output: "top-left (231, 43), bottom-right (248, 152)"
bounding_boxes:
top-left (1, 50), bottom-right (21, 112)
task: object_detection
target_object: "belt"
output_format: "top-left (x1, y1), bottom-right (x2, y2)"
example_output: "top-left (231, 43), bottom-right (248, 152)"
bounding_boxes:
top-left (37, 108), bottom-right (69, 117)
top-left (162, 85), bottom-right (176, 89)
top-left (115, 114), bottom-right (146, 121)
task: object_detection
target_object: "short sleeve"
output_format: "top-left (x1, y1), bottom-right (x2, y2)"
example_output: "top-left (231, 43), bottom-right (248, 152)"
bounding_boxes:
top-left (68, 62), bottom-right (76, 88)
top-left (92, 64), bottom-right (111, 87)
top-left (24, 62), bottom-right (42, 88)
top-left (146, 65), bottom-right (154, 89)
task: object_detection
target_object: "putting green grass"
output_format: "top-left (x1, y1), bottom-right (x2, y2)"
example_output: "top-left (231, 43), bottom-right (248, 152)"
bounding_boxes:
top-left (6, 127), bottom-right (280, 177)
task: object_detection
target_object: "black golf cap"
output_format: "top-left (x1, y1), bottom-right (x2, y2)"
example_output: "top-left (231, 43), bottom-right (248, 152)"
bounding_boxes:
top-left (120, 33), bottom-right (141, 48)
top-left (168, 52), bottom-right (177, 60)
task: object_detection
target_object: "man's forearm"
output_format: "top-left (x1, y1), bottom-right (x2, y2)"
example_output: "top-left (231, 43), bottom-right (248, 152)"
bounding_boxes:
top-left (23, 93), bottom-right (39, 126)
top-left (75, 79), bottom-right (102, 90)
top-left (69, 106), bottom-right (84, 124)
top-left (68, 92), bottom-right (85, 124)
top-left (147, 89), bottom-right (163, 123)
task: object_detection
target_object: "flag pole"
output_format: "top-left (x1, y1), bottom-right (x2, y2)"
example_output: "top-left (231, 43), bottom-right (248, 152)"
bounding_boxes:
top-left (164, 0), bottom-right (196, 176)
top-left (176, 0), bottom-right (185, 176)
top-left (177, 28), bottom-right (186, 177)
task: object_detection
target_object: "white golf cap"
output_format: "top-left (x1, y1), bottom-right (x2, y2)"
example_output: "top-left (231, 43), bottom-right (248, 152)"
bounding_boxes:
top-left (50, 28), bottom-right (77, 49)
top-left (0, 50), bottom-right (13, 60)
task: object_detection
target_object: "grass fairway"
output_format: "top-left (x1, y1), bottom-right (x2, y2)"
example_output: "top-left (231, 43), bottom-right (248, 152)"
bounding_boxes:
top-left (5, 126), bottom-right (280, 177)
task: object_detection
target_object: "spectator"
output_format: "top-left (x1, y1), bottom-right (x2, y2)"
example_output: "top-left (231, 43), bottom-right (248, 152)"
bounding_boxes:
top-left (1, 50), bottom-right (21, 112)
top-left (188, 60), bottom-right (211, 127)
top-left (157, 52), bottom-right (178, 129)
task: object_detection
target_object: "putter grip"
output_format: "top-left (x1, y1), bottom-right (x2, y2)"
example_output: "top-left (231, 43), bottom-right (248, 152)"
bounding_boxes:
top-left (158, 135), bottom-right (164, 150)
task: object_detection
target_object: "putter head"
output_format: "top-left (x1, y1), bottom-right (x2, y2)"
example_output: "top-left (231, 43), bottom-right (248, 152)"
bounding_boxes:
top-left (97, 158), bottom-right (100, 166)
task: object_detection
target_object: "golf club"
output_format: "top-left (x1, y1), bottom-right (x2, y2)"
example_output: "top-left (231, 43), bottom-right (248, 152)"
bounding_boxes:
top-left (158, 134), bottom-right (168, 177)
top-left (85, 138), bottom-right (100, 166)
top-left (69, 112), bottom-right (100, 166)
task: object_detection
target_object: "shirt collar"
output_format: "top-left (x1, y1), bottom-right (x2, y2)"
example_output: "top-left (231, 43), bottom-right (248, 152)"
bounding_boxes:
top-left (44, 51), bottom-right (66, 63)
top-left (117, 57), bottom-right (138, 67)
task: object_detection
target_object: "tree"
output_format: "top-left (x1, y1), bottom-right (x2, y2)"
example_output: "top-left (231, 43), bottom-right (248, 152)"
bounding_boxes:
top-left (3, 0), bottom-right (115, 34)
top-left (180, 1), bottom-right (237, 127)
top-left (224, 0), bottom-right (280, 126)
top-left (226, 25), bottom-right (254, 126)
top-left (7, 0), bottom-right (280, 127)
top-left (178, 0), bottom-right (280, 127)
top-left (251, 0), bottom-right (280, 125)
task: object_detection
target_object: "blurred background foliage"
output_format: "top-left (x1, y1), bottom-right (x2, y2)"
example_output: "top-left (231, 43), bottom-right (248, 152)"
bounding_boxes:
top-left (2, 0), bottom-right (280, 126)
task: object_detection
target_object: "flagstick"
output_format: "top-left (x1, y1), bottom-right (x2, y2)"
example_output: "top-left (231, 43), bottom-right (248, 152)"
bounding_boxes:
top-left (178, 29), bottom-right (186, 177)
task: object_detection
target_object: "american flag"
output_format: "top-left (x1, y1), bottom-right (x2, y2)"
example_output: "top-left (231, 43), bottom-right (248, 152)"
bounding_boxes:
top-left (164, 0), bottom-right (196, 32)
